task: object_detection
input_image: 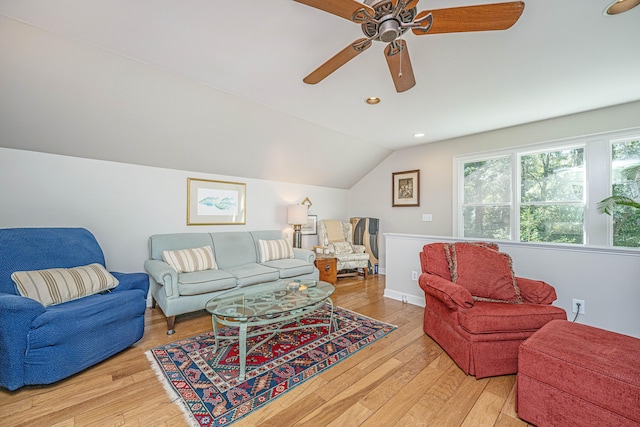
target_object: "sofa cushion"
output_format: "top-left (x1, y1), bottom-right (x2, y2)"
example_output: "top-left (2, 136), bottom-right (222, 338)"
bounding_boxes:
top-left (162, 246), bottom-right (217, 273)
top-left (458, 301), bottom-right (567, 334)
top-left (258, 239), bottom-right (294, 262)
top-left (448, 243), bottom-right (521, 304)
top-left (11, 263), bottom-right (119, 307)
top-left (262, 258), bottom-right (316, 278)
top-left (225, 263), bottom-right (280, 287)
top-left (177, 270), bottom-right (237, 296)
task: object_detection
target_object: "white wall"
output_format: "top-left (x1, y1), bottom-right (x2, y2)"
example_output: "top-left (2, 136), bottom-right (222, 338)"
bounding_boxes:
top-left (0, 147), bottom-right (349, 272)
top-left (0, 16), bottom-right (391, 190)
top-left (349, 102), bottom-right (640, 338)
top-left (349, 100), bottom-right (640, 269)
top-left (385, 233), bottom-right (640, 338)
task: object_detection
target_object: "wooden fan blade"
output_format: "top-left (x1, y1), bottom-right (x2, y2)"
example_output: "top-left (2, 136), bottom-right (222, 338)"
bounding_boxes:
top-left (411, 1), bottom-right (525, 35)
top-left (405, 0), bottom-right (420, 10)
top-left (384, 40), bottom-right (416, 93)
top-left (304, 38), bottom-right (372, 85)
top-left (294, 0), bottom-right (375, 22)
top-left (391, 0), bottom-right (420, 9)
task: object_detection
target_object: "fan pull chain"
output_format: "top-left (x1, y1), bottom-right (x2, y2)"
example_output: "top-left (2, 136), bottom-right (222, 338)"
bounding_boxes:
top-left (398, 39), bottom-right (403, 78)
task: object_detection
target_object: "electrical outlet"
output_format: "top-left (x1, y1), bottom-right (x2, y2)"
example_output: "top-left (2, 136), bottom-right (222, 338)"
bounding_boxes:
top-left (422, 214), bottom-right (433, 222)
top-left (572, 299), bottom-right (585, 314)
top-left (401, 294), bottom-right (408, 303)
top-left (411, 271), bottom-right (418, 281)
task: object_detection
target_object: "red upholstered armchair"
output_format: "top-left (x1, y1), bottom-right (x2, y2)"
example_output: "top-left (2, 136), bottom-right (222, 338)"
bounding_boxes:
top-left (418, 242), bottom-right (566, 379)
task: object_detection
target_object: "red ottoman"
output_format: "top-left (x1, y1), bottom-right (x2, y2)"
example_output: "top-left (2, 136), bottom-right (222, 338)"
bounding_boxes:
top-left (517, 320), bottom-right (640, 426)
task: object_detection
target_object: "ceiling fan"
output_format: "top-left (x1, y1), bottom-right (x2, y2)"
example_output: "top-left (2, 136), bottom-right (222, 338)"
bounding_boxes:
top-left (294, 0), bottom-right (525, 92)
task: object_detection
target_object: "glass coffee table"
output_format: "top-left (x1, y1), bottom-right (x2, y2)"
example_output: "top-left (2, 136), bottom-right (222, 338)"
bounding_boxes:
top-left (205, 279), bottom-right (335, 381)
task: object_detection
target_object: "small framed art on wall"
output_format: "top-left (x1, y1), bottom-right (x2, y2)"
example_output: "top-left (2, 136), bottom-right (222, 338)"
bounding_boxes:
top-left (392, 169), bottom-right (420, 207)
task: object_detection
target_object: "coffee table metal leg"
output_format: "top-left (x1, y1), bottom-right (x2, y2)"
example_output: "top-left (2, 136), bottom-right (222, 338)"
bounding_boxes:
top-left (212, 315), bottom-right (220, 353)
top-left (239, 320), bottom-right (248, 381)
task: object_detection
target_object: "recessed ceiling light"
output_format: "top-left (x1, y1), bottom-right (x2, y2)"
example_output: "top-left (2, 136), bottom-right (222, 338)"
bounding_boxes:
top-left (413, 133), bottom-right (425, 138)
top-left (365, 97), bottom-right (380, 105)
top-left (605, 0), bottom-right (640, 15)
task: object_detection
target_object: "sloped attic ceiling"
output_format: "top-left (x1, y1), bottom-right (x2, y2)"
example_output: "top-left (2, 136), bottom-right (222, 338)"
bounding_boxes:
top-left (1, 1), bottom-right (639, 188)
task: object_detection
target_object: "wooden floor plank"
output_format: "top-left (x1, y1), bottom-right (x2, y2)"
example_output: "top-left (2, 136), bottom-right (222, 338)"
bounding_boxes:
top-left (0, 274), bottom-right (528, 426)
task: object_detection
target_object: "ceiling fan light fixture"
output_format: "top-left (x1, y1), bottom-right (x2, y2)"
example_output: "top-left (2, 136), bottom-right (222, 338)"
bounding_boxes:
top-left (379, 18), bottom-right (401, 43)
top-left (605, 0), bottom-right (640, 15)
top-left (365, 97), bottom-right (381, 105)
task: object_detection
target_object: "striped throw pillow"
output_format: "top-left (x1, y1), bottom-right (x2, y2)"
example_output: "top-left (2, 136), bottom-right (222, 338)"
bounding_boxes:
top-left (11, 263), bottom-right (119, 307)
top-left (258, 239), bottom-right (294, 263)
top-left (162, 246), bottom-right (217, 273)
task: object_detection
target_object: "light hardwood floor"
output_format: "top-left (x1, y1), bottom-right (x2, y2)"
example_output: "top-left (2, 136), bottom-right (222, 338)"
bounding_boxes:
top-left (0, 275), bottom-right (532, 427)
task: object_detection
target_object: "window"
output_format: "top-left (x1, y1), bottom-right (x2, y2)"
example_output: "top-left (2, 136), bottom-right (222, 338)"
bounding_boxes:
top-left (462, 157), bottom-right (512, 239)
top-left (610, 139), bottom-right (640, 247)
top-left (455, 130), bottom-right (640, 247)
top-left (519, 147), bottom-right (585, 244)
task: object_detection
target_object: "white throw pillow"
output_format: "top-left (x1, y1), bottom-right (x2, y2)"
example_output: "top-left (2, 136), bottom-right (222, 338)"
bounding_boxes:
top-left (258, 239), bottom-right (294, 263)
top-left (162, 246), bottom-right (218, 273)
top-left (12, 263), bottom-right (119, 307)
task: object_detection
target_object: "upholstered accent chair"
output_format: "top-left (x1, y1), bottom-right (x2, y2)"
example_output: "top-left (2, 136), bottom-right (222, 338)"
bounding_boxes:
top-left (317, 220), bottom-right (370, 278)
top-left (418, 242), bottom-right (566, 379)
top-left (0, 228), bottom-right (149, 390)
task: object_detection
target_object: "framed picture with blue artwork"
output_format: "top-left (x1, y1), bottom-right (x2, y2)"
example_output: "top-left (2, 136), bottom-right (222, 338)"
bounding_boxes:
top-left (187, 178), bottom-right (246, 225)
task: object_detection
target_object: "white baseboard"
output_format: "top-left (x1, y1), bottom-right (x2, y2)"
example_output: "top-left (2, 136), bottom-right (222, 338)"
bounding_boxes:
top-left (383, 288), bottom-right (425, 307)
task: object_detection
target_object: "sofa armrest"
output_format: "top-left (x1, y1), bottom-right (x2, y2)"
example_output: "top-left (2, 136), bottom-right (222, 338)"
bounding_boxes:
top-left (419, 273), bottom-right (474, 310)
top-left (144, 259), bottom-right (179, 298)
top-left (0, 293), bottom-right (45, 390)
top-left (293, 247), bottom-right (316, 263)
top-left (516, 277), bottom-right (557, 304)
top-left (111, 272), bottom-right (150, 295)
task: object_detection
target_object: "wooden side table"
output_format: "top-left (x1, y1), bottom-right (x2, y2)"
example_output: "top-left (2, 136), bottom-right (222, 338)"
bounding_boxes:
top-left (314, 256), bottom-right (337, 285)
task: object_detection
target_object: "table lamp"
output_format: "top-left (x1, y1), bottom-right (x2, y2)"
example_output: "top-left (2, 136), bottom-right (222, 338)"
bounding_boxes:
top-left (287, 204), bottom-right (308, 248)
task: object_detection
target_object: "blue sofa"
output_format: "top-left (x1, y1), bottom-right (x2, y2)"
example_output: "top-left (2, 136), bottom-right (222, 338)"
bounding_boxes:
top-left (0, 228), bottom-right (149, 391)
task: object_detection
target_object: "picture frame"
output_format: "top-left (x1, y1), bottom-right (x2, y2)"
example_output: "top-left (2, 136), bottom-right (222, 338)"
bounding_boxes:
top-left (301, 215), bottom-right (317, 235)
top-left (392, 169), bottom-right (420, 207)
top-left (187, 178), bottom-right (246, 225)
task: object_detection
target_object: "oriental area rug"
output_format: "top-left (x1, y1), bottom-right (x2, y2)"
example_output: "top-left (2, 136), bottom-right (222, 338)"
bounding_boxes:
top-left (146, 305), bottom-right (396, 427)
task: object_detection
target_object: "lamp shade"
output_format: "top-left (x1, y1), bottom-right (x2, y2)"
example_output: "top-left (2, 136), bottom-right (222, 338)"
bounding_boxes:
top-left (287, 204), bottom-right (308, 225)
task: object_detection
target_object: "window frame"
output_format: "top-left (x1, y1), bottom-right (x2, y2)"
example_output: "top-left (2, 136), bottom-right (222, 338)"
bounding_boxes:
top-left (453, 128), bottom-right (640, 247)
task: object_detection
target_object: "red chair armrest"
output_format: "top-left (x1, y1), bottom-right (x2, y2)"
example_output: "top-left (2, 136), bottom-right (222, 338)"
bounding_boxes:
top-left (419, 273), bottom-right (474, 309)
top-left (516, 277), bottom-right (557, 304)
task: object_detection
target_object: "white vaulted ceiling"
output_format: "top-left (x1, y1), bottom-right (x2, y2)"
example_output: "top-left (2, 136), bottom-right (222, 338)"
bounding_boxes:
top-left (1, 1), bottom-right (639, 188)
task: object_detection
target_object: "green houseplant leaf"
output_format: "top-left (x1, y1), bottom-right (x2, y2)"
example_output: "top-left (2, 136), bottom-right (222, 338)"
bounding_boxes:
top-left (596, 164), bottom-right (640, 216)
top-left (596, 195), bottom-right (640, 216)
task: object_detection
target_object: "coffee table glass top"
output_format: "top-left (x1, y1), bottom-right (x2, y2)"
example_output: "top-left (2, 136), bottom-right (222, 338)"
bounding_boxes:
top-left (205, 279), bottom-right (334, 319)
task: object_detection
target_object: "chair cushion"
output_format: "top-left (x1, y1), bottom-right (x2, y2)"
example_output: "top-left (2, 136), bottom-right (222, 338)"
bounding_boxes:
top-left (162, 246), bottom-right (217, 273)
top-left (11, 263), bottom-right (119, 307)
top-left (448, 242), bottom-right (521, 304)
top-left (258, 239), bottom-right (294, 262)
top-left (333, 241), bottom-right (354, 254)
top-left (324, 219), bottom-right (346, 243)
top-left (516, 277), bottom-right (557, 304)
top-left (458, 301), bottom-right (567, 334)
top-left (422, 243), bottom-right (453, 280)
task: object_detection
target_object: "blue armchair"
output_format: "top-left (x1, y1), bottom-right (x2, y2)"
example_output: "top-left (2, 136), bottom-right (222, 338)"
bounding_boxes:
top-left (0, 228), bottom-right (149, 391)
